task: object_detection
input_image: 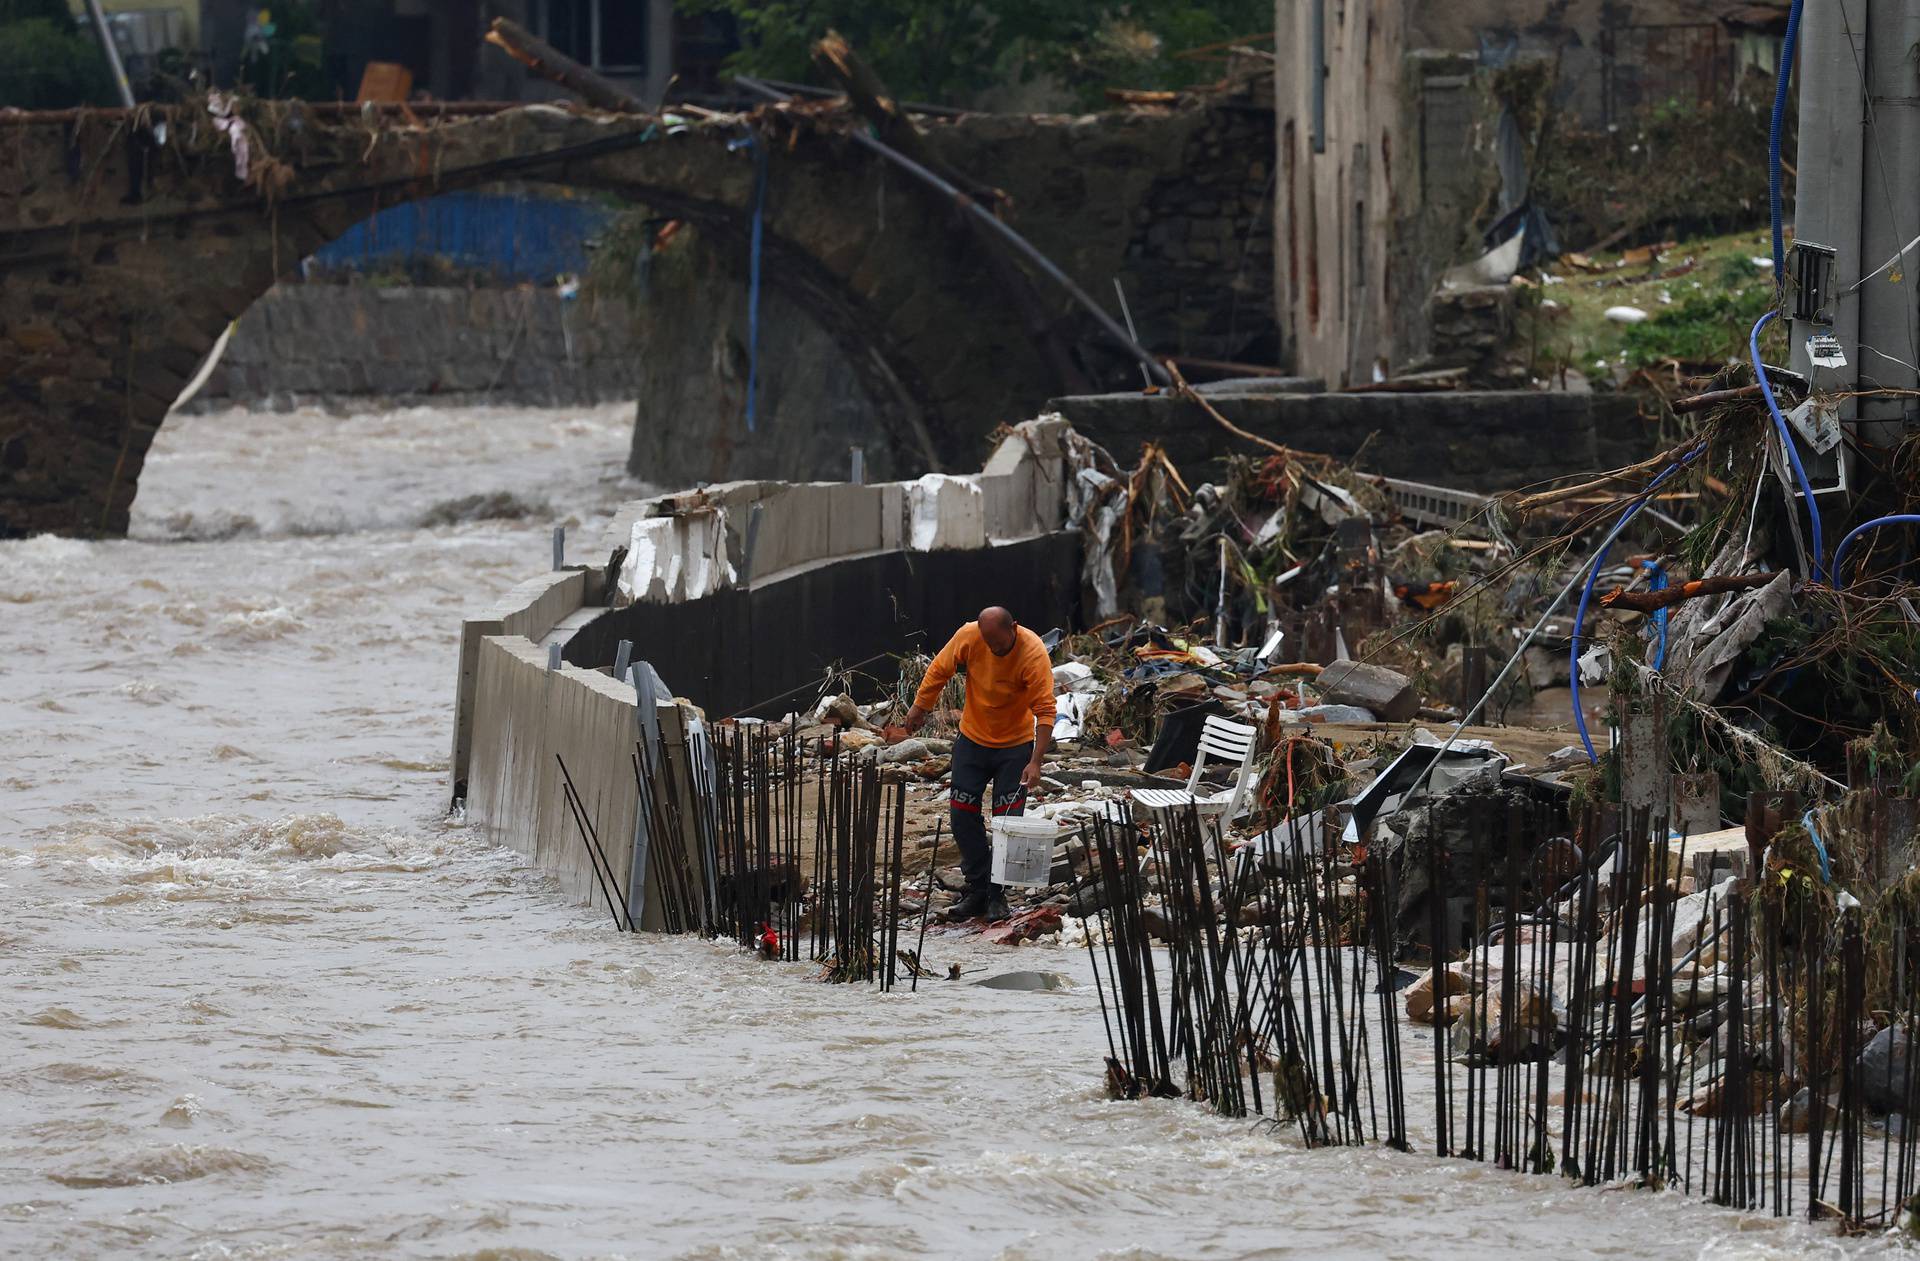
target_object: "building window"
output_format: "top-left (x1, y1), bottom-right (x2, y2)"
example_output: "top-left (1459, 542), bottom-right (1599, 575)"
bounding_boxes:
top-left (536, 0), bottom-right (648, 73)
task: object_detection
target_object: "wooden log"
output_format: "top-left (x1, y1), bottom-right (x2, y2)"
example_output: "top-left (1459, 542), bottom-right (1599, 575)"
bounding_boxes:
top-left (1599, 571), bottom-right (1776, 613)
top-left (1503, 436), bottom-right (1701, 516)
top-left (809, 30), bottom-right (1091, 394)
top-left (1671, 382), bottom-right (1763, 414)
top-left (485, 17), bottom-right (643, 113)
top-left (811, 31), bottom-right (997, 203)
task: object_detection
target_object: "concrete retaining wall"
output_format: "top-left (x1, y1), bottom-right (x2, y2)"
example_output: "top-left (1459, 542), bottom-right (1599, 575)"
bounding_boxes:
top-left (464, 634), bottom-right (708, 930)
top-left (449, 567), bottom-right (599, 803)
top-left (452, 418), bottom-right (1082, 919)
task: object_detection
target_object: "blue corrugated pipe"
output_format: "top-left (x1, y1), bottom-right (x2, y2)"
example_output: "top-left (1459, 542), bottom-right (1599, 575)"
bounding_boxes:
top-left (1832, 515), bottom-right (1920, 583)
top-left (1641, 558), bottom-right (1670, 671)
top-left (1751, 310), bottom-right (1826, 581)
top-left (1570, 451), bottom-right (1701, 762)
top-left (1769, 0), bottom-right (1806, 282)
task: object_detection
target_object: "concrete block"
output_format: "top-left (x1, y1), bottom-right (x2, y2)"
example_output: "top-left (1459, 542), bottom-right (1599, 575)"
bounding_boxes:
top-left (907, 474), bottom-right (986, 551)
top-left (617, 509), bottom-right (732, 602)
top-left (980, 427), bottom-right (1036, 476)
top-left (825, 482), bottom-right (885, 557)
top-left (878, 482), bottom-right (906, 551)
top-left (1317, 660), bottom-right (1419, 723)
top-left (979, 468), bottom-right (1040, 542)
top-left (449, 613), bottom-right (505, 801)
top-left (749, 483), bottom-right (833, 579)
top-left (495, 569), bottom-right (587, 641)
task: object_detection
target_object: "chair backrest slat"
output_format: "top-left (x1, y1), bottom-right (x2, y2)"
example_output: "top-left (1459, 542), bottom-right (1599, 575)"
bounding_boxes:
top-left (1196, 715), bottom-right (1257, 763)
top-left (1184, 714), bottom-right (1258, 794)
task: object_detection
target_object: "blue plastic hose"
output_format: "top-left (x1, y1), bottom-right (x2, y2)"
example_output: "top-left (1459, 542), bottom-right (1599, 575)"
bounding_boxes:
top-left (1641, 558), bottom-right (1670, 671)
top-left (1769, 0), bottom-right (1806, 284)
top-left (1570, 452), bottom-right (1700, 763)
top-left (1751, 310), bottom-right (1826, 581)
top-left (1832, 514), bottom-right (1920, 584)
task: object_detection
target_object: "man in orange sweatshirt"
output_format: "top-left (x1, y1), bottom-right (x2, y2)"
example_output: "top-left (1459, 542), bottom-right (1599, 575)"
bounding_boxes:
top-left (898, 606), bottom-right (1056, 922)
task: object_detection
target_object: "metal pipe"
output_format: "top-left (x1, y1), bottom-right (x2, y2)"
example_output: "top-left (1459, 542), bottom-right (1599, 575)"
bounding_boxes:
top-left (82, 0), bottom-right (137, 111)
top-left (911, 819), bottom-right (942, 992)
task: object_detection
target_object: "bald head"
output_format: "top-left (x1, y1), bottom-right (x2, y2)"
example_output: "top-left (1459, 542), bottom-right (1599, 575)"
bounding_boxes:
top-left (977, 606), bottom-right (1017, 655)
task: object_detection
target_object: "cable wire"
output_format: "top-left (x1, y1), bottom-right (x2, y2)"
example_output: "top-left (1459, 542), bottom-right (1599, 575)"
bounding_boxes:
top-left (1769, 0), bottom-right (1805, 286)
top-left (1569, 453), bottom-right (1701, 763)
top-left (1832, 514), bottom-right (1920, 585)
top-left (1751, 309), bottom-right (1826, 581)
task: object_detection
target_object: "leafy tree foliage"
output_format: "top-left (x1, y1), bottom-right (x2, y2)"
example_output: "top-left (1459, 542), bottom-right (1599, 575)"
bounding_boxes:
top-left (688, 0), bottom-right (1270, 108)
top-left (0, 12), bottom-right (112, 109)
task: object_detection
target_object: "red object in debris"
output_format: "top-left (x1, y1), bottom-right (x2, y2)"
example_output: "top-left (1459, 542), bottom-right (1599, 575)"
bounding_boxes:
top-left (980, 905), bottom-right (1063, 947)
top-left (759, 922), bottom-right (779, 956)
top-left (1105, 728), bottom-right (1129, 749)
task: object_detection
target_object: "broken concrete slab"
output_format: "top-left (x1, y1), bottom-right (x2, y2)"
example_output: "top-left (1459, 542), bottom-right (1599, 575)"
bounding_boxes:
top-left (1317, 660), bottom-right (1419, 722)
top-left (907, 474), bottom-right (986, 550)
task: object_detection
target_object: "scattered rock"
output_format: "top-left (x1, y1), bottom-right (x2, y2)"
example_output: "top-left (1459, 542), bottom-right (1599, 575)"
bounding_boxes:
top-left (879, 738), bottom-right (932, 763)
top-left (974, 970), bottom-right (1072, 991)
top-left (1778, 1086), bottom-right (1840, 1134)
top-left (1295, 704), bottom-right (1376, 724)
top-left (1316, 661), bottom-right (1419, 722)
top-left (1860, 1026), bottom-right (1911, 1113)
top-left (1403, 964), bottom-right (1470, 1025)
top-left (1067, 882), bottom-right (1109, 919)
top-left (817, 693), bottom-right (867, 729)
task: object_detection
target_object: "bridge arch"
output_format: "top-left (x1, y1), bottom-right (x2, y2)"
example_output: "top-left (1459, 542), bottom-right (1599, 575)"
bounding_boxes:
top-left (0, 104), bottom-right (1014, 536)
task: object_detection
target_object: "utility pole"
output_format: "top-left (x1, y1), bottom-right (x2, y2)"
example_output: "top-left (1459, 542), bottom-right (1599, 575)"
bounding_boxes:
top-left (82, 0), bottom-right (137, 110)
top-left (1789, 0), bottom-right (1920, 493)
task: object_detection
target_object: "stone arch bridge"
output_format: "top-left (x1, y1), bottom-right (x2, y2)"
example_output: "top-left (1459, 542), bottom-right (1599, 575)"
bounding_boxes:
top-left (0, 87), bottom-right (1274, 536)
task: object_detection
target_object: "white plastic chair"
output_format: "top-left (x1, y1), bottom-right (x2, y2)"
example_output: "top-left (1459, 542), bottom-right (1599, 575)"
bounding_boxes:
top-left (1129, 715), bottom-right (1259, 823)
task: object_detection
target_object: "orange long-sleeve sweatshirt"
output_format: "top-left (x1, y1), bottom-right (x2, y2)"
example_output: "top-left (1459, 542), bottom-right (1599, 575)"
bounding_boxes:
top-left (913, 622), bottom-right (1056, 749)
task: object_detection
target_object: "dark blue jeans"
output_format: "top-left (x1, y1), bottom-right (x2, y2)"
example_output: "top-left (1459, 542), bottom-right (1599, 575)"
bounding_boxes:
top-left (949, 733), bottom-right (1033, 895)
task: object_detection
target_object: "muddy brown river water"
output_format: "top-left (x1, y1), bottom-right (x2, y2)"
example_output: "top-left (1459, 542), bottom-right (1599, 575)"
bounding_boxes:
top-left (0, 403), bottom-right (1893, 1258)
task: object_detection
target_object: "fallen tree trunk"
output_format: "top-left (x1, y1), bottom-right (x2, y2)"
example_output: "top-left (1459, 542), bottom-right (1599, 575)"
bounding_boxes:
top-left (1600, 571), bottom-right (1775, 613)
top-left (485, 17), bottom-right (643, 113)
top-left (811, 31), bottom-right (999, 204)
top-left (1504, 436), bottom-right (1701, 516)
top-left (808, 30), bottom-right (1088, 395)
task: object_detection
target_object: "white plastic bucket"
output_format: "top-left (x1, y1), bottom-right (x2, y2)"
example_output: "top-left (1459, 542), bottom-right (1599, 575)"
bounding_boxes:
top-left (991, 816), bottom-right (1059, 888)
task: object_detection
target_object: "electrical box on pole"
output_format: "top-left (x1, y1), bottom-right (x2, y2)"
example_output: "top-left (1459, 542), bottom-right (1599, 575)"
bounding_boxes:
top-left (1789, 0), bottom-right (1920, 505)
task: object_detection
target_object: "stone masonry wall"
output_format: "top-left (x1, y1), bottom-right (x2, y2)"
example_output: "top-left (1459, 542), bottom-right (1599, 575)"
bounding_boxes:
top-left (195, 283), bottom-right (645, 409)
